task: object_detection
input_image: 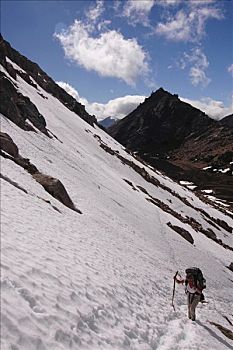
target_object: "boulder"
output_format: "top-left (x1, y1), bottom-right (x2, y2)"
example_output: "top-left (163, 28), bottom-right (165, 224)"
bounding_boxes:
top-left (167, 222), bottom-right (194, 244)
top-left (0, 132), bottom-right (19, 157)
top-left (32, 173), bottom-right (81, 212)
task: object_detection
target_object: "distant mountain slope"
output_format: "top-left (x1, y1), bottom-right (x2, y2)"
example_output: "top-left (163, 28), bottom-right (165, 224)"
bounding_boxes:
top-left (108, 88), bottom-right (233, 203)
top-left (98, 116), bottom-right (117, 128)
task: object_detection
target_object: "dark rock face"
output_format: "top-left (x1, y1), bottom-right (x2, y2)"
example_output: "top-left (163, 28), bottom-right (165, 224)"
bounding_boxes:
top-left (108, 88), bottom-right (214, 154)
top-left (0, 34), bottom-right (96, 127)
top-left (0, 71), bottom-right (50, 135)
top-left (0, 132), bottom-right (19, 157)
top-left (108, 88), bottom-right (233, 204)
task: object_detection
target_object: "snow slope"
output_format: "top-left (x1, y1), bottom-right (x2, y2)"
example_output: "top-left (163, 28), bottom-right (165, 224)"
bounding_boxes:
top-left (1, 61), bottom-right (233, 350)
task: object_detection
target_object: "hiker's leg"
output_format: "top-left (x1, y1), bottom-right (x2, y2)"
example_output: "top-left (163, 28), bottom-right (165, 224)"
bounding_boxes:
top-left (187, 294), bottom-right (191, 319)
top-left (190, 294), bottom-right (201, 321)
top-left (188, 305), bottom-right (191, 319)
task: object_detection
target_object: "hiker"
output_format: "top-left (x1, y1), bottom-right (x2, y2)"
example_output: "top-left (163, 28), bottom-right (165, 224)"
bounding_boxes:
top-left (174, 268), bottom-right (206, 321)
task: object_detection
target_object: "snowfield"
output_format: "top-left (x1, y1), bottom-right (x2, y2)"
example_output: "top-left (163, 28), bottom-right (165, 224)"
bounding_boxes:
top-left (1, 62), bottom-right (233, 350)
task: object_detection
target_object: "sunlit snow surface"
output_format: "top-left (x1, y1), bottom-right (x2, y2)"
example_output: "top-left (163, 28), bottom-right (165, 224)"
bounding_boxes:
top-left (1, 64), bottom-right (233, 350)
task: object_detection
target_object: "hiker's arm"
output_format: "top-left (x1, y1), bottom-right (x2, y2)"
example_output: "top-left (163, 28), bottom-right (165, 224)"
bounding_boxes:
top-left (196, 287), bottom-right (203, 294)
top-left (174, 276), bottom-right (184, 284)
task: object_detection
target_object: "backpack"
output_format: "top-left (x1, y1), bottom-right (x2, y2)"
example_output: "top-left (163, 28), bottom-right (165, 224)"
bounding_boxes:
top-left (185, 267), bottom-right (206, 290)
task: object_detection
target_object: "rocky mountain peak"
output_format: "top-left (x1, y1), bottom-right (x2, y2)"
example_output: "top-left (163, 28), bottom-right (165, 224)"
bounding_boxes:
top-left (108, 87), bottom-right (214, 154)
top-left (150, 87), bottom-right (176, 99)
top-left (132, 88), bottom-right (179, 115)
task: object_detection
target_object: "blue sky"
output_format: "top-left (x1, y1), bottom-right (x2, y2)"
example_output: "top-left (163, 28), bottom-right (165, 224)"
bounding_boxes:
top-left (1, 0), bottom-right (233, 120)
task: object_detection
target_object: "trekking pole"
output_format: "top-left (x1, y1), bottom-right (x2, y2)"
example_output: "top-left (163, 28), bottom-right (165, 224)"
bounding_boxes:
top-left (172, 271), bottom-right (179, 311)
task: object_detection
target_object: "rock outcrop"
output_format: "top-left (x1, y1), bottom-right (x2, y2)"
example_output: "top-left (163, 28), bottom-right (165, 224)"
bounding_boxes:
top-left (0, 72), bottom-right (50, 135)
top-left (0, 132), bottom-right (19, 158)
top-left (167, 222), bottom-right (194, 244)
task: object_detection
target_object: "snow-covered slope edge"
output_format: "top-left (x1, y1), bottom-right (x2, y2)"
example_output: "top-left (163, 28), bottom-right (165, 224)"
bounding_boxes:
top-left (1, 60), bottom-right (233, 350)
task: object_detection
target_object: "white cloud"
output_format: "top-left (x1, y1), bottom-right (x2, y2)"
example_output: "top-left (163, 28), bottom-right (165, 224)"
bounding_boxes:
top-left (188, 49), bottom-right (210, 87)
top-left (56, 81), bottom-right (145, 120)
top-left (92, 95), bottom-right (146, 120)
top-left (97, 19), bottom-right (111, 32)
top-left (227, 64), bottom-right (233, 77)
top-left (113, 0), bottom-right (121, 12)
top-left (85, 0), bottom-right (105, 24)
top-left (180, 96), bottom-right (233, 120)
top-left (57, 81), bottom-right (80, 100)
top-left (84, 1), bottom-right (111, 33)
top-left (56, 81), bottom-right (88, 107)
top-left (153, 0), bottom-right (215, 9)
top-left (181, 48), bottom-right (211, 87)
top-left (156, 0), bottom-right (181, 7)
top-left (189, 66), bottom-right (210, 87)
top-left (122, 0), bottom-right (155, 26)
top-left (54, 20), bottom-right (149, 86)
top-left (188, 0), bottom-right (216, 7)
top-left (156, 10), bottom-right (189, 41)
top-left (155, 4), bottom-right (223, 42)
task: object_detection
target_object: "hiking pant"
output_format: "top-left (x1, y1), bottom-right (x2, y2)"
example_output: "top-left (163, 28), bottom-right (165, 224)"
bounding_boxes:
top-left (187, 293), bottom-right (201, 320)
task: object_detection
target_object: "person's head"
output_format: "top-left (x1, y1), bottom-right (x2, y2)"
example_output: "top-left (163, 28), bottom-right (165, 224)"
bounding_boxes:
top-left (187, 274), bottom-right (194, 282)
